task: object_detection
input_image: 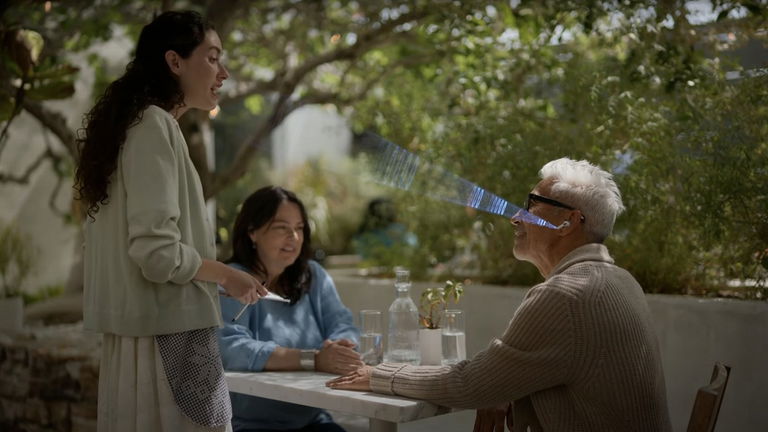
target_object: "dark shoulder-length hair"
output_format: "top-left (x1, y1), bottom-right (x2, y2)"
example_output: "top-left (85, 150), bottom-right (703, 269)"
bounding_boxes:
top-left (228, 186), bottom-right (313, 304)
top-left (75, 10), bottom-right (213, 218)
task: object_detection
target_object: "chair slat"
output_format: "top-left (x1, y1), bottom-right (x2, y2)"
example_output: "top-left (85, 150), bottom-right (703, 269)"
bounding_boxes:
top-left (686, 363), bottom-right (731, 432)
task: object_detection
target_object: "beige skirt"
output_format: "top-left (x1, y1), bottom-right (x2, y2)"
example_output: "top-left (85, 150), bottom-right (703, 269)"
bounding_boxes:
top-left (98, 332), bottom-right (232, 432)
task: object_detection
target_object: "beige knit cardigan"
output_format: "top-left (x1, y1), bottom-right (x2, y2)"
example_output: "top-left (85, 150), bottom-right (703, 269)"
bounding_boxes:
top-left (371, 243), bottom-right (672, 432)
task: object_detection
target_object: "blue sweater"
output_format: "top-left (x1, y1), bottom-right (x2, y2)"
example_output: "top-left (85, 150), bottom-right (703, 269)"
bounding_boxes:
top-left (218, 260), bottom-right (360, 431)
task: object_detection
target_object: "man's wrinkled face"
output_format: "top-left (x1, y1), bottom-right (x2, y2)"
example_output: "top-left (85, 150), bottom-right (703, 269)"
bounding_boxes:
top-left (512, 179), bottom-right (571, 264)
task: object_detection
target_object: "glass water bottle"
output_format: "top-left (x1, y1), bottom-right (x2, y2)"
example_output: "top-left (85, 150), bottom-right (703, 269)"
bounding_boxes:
top-left (385, 268), bottom-right (421, 365)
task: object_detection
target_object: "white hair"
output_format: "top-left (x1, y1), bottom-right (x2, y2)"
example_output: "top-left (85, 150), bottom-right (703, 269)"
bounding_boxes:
top-left (539, 157), bottom-right (625, 242)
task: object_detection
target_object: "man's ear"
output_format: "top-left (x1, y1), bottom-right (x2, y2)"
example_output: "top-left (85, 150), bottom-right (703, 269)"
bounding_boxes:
top-left (165, 50), bottom-right (183, 76)
top-left (557, 211), bottom-right (580, 236)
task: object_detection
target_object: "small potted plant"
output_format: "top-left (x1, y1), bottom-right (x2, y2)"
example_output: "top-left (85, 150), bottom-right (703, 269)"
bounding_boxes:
top-left (418, 280), bottom-right (464, 365)
top-left (0, 223), bottom-right (35, 332)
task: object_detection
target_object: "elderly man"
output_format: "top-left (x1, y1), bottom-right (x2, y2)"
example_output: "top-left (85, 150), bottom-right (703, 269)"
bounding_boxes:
top-left (327, 158), bottom-right (672, 432)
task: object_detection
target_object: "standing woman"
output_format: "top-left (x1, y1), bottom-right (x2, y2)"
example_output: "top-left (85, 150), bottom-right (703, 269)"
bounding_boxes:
top-left (75, 11), bottom-right (266, 432)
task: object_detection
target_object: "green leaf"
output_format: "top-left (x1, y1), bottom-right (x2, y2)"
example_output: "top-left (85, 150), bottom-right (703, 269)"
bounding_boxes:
top-left (31, 63), bottom-right (79, 80)
top-left (18, 30), bottom-right (44, 64)
top-left (26, 80), bottom-right (75, 100)
top-left (244, 94), bottom-right (265, 114)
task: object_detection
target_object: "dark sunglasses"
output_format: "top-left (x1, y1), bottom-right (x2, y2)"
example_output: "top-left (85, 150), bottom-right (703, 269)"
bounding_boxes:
top-left (525, 193), bottom-right (576, 211)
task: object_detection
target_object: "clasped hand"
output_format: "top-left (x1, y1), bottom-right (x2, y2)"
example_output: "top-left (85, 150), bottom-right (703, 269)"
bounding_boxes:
top-left (316, 339), bottom-right (364, 375)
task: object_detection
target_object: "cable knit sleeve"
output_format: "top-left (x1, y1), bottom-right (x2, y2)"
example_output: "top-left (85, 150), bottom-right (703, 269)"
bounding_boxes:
top-left (370, 283), bottom-right (577, 409)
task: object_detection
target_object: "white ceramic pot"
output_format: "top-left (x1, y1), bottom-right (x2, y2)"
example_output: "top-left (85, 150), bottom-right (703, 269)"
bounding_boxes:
top-left (418, 328), bottom-right (443, 365)
top-left (0, 296), bottom-right (24, 331)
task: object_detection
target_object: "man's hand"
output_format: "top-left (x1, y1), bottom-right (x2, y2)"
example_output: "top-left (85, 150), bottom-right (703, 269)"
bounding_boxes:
top-left (325, 365), bottom-right (374, 391)
top-left (315, 339), bottom-right (364, 375)
top-left (473, 402), bottom-right (512, 432)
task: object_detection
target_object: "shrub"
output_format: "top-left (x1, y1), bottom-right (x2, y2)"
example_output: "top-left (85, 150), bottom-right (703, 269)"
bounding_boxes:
top-left (0, 223), bottom-right (36, 298)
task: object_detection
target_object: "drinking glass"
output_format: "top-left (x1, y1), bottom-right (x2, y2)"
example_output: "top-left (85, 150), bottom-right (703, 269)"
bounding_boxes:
top-left (359, 309), bottom-right (383, 365)
top-left (441, 309), bottom-right (466, 366)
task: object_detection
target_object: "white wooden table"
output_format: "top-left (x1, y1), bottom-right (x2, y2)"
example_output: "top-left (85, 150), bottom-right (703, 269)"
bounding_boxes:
top-left (225, 371), bottom-right (455, 432)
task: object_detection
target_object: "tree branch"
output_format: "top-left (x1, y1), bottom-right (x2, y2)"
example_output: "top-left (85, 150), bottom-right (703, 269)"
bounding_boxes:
top-left (207, 9), bottom-right (431, 196)
top-left (205, 0), bottom-right (250, 37)
top-left (284, 8), bottom-right (429, 90)
top-left (20, 99), bottom-right (78, 160)
top-left (219, 77), bottom-right (281, 108)
top-left (0, 147), bottom-right (50, 184)
top-left (0, 123), bottom-right (70, 219)
top-left (220, 8), bottom-right (428, 109)
top-left (298, 55), bottom-right (433, 108)
top-left (0, 77), bottom-right (28, 158)
top-left (180, 110), bottom-right (213, 195)
top-left (47, 164), bottom-right (69, 219)
top-left (207, 93), bottom-right (293, 198)
top-left (37, 127), bottom-right (70, 219)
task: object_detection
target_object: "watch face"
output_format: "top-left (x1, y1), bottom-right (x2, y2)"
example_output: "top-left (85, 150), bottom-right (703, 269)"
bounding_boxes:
top-left (300, 350), bottom-right (316, 370)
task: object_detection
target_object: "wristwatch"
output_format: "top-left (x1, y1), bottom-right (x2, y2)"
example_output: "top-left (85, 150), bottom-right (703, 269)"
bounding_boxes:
top-left (299, 349), bottom-right (318, 371)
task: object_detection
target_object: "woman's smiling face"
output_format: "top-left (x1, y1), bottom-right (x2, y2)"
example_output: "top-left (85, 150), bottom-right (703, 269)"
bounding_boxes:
top-left (248, 201), bottom-right (305, 278)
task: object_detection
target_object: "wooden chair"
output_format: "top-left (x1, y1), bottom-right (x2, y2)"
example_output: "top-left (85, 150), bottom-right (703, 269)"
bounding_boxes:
top-left (686, 362), bottom-right (731, 432)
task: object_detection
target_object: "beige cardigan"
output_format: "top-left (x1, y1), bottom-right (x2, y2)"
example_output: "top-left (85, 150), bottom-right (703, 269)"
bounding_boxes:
top-left (83, 105), bottom-right (221, 336)
top-left (371, 243), bottom-right (672, 432)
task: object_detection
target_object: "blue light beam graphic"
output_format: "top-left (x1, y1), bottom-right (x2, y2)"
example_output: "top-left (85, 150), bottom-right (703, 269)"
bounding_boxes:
top-left (355, 132), bottom-right (558, 229)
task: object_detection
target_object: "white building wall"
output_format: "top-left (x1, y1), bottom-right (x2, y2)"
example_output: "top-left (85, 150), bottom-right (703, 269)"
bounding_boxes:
top-left (270, 104), bottom-right (351, 177)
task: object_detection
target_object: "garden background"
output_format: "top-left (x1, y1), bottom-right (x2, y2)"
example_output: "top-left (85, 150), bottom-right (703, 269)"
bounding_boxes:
top-left (1, 1), bottom-right (767, 430)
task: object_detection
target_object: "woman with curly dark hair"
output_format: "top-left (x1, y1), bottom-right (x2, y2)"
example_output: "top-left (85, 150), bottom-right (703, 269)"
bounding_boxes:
top-left (75, 10), bottom-right (266, 431)
top-left (218, 186), bottom-right (362, 432)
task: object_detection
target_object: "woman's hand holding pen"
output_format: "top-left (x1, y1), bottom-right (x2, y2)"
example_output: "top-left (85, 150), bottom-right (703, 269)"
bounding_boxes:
top-left (196, 259), bottom-right (266, 304)
top-left (221, 267), bottom-right (268, 304)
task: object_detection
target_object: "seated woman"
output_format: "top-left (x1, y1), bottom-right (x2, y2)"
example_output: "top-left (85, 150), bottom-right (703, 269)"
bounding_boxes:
top-left (218, 186), bottom-right (362, 432)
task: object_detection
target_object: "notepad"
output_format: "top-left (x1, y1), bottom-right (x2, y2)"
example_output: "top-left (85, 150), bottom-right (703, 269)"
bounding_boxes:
top-left (217, 286), bottom-right (289, 302)
top-left (262, 291), bottom-right (290, 303)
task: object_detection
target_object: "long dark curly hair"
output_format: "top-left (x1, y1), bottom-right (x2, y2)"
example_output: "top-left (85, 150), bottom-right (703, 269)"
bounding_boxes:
top-left (228, 186), bottom-right (313, 304)
top-left (74, 11), bottom-right (213, 218)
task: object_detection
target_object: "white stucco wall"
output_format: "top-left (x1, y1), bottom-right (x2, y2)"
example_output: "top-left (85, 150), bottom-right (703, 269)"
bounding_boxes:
top-left (331, 269), bottom-right (768, 432)
top-left (270, 104), bottom-right (351, 176)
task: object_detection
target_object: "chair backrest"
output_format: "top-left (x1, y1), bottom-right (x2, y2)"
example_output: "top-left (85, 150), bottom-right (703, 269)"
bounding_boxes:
top-left (686, 362), bottom-right (731, 432)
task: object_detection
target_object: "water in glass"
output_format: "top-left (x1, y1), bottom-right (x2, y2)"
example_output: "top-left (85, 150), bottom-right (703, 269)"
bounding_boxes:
top-left (441, 331), bottom-right (466, 365)
top-left (441, 309), bottom-right (466, 365)
top-left (360, 333), bottom-right (383, 365)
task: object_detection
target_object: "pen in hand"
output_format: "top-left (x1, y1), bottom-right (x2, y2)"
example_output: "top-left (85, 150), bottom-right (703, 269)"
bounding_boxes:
top-left (228, 279), bottom-right (267, 322)
top-left (226, 281), bottom-right (291, 322)
top-left (232, 302), bottom-right (251, 322)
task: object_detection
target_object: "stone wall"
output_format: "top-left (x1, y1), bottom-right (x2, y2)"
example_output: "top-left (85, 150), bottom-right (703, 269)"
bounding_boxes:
top-left (0, 323), bottom-right (100, 432)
